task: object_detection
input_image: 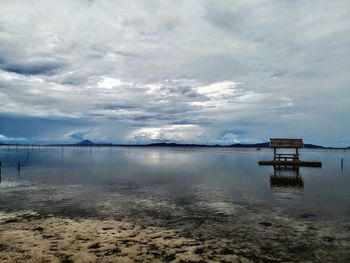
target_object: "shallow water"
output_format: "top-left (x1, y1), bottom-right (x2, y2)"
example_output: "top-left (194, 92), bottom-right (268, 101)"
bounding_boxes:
top-left (1, 146), bottom-right (350, 262)
top-left (0, 146), bottom-right (349, 218)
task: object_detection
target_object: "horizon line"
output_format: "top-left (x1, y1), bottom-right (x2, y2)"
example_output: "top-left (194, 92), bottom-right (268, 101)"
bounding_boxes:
top-left (0, 141), bottom-right (349, 149)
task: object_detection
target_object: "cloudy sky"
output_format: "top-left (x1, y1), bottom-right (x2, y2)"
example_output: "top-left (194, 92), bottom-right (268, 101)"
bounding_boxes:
top-left (0, 0), bottom-right (349, 146)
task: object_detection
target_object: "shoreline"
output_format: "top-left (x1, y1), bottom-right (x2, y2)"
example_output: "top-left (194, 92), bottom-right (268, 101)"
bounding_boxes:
top-left (0, 211), bottom-right (249, 263)
top-left (1, 209), bottom-right (350, 263)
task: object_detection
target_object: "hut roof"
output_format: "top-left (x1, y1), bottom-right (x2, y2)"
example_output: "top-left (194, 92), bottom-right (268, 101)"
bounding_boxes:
top-left (270, 138), bottom-right (304, 148)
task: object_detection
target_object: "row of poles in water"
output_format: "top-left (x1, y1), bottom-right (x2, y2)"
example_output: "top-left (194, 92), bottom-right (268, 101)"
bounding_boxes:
top-left (0, 148), bottom-right (346, 180)
top-left (0, 159), bottom-right (22, 183)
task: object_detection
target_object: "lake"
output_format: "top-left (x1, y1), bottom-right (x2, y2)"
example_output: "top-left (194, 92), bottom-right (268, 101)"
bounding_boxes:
top-left (0, 146), bottom-right (349, 262)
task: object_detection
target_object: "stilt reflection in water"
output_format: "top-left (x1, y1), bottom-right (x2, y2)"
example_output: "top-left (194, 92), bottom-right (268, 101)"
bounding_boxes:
top-left (17, 161), bottom-right (21, 175)
top-left (270, 165), bottom-right (303, 189)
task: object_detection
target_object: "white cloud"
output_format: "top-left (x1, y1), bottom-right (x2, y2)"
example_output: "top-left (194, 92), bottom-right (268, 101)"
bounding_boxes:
top-left (128, 124), bottom-right (207, 144)
top-left (0, 0), bottom-right (349, 145)
top-left (0, 134), bottom-right (26, 142)
top-left (97, 77), bottom-right (130, 90)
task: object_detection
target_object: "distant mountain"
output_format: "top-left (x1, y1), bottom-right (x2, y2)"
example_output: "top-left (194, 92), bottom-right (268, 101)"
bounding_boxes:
top-left (230, 142), bottom-right (270, 148)
top-left (230, 142), bottom-right (325, 149)
top-left (76, 140), bottom-right (114, 146)
top-left (141, 142), bottom-right (269, 148)
top-left (142, 142), bottom-right (211, 147)
top-left (142, 141), bottom-right (326, 149)
top-left (0, 140), bottom-right (337, 149)
top-left (304, 143), bottom-right (325, 149)
top-left (76, 140), bottom-right (95, 146)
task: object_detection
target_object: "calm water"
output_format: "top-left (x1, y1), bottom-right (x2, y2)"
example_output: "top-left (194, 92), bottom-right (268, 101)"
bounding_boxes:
top-left (1, 146), bottom-right (350, 262)
top-left (0, 146), bottom-right (349, 221)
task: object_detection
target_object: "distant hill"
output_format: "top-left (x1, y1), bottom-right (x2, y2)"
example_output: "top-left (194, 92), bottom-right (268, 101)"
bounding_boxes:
top-left (0, 140), bottom-right (341, 149)
top-left (75, 140), bottom-right (114, 146)
top-left (142, 142), bottom-right (325, 149)
top-left (67, 140), bottom-right (324, 149)
top-left (141, 142), bottom-right (211, 147)
top-left (304, 143), bottom-right (325, 149)
top-left (76, 140), bottom-right (95, 146)
top-left (141, 142), bottom-right (268, 148)
top-left (230, 142), bottom-right (270, 148)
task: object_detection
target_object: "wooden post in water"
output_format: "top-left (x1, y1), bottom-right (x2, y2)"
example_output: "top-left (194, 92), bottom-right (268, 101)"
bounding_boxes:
top-left (296, 147), bottom-right (299, 161)
top-left (17, 161), bottom-right (21, 174)
top-left (341, 158), bottom-right (344, 171)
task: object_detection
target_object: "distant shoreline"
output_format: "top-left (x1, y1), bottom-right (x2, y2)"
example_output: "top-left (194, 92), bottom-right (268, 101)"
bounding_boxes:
top-left (0, 142), bottom-right (349, 150)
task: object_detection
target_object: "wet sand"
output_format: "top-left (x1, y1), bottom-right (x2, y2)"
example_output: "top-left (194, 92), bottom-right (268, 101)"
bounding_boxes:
top-left (1, 209), bottom-right (349, 263)
top-left (0, 212), bottom-right (249, 263)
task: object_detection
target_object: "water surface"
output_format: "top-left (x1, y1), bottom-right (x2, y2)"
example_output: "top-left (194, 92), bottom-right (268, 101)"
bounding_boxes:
top-left (1, 146), bottom-right (350, 262)
top-left (0, 146), bottom-right (349, 218)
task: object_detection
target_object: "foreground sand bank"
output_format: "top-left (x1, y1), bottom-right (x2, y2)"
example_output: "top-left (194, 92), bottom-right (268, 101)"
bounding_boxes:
top-left (0, 212), bottom-right (250, 263)
top-left (1, 207), bottom-right (350, 263)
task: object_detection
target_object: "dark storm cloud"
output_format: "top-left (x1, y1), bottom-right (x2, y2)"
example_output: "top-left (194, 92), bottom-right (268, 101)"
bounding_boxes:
top-left (0, 60), bottom-right (64, 76)
top-left (102, 104), bottom-right (138, 110)
top-left (0, 113), bottom-right (90, 142)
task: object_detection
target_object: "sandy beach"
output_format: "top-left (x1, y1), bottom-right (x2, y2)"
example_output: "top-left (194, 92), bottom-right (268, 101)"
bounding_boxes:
top-left (1, 208), bottom-right (350, 263)
top-left (0, 212), bottom-right (250, 263)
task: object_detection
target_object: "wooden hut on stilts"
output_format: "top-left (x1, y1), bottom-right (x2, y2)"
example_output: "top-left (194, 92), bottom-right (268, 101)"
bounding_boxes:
top-left (258, 138), bottom-right (322, 167)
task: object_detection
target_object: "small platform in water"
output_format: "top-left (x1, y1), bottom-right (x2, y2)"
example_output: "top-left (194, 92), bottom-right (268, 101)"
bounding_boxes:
top-left (258, 138), bottom-right (322, 168)
top-left (258, 160), bottom-right (322, 167)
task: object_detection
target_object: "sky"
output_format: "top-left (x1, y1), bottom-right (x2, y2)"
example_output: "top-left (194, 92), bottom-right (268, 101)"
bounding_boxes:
top-left (0, 0), bottom-right (349, 146)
